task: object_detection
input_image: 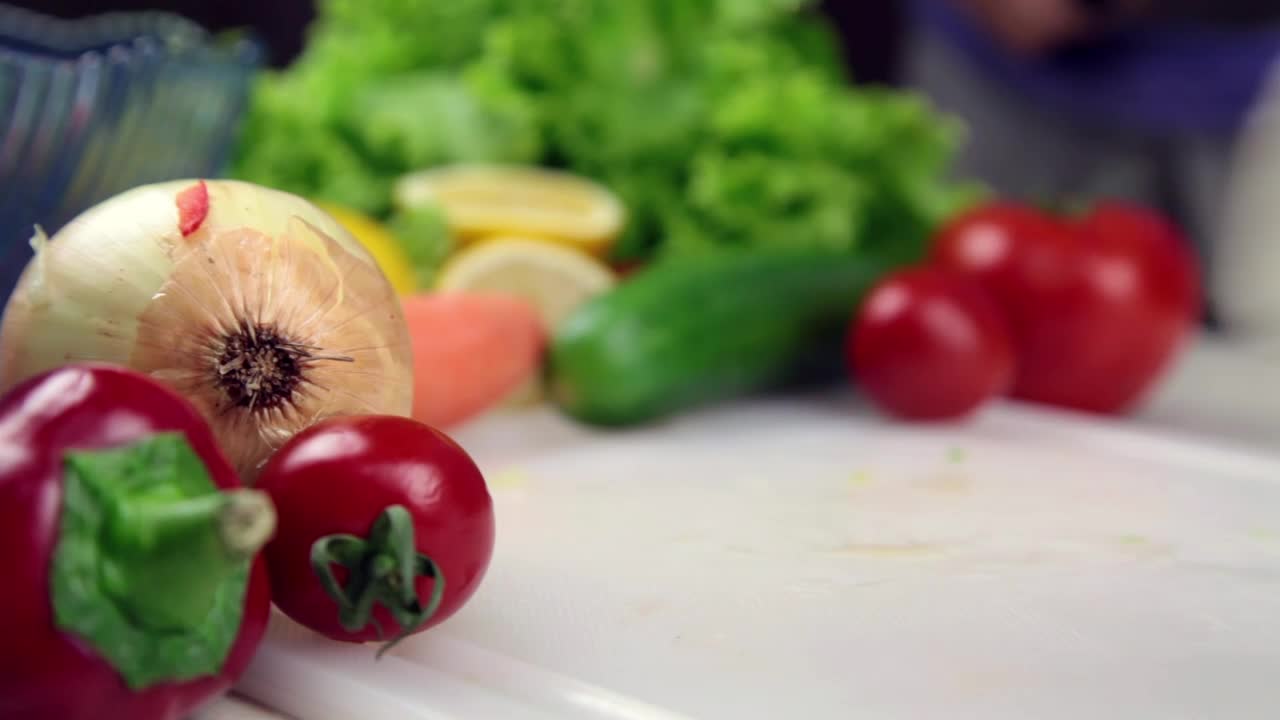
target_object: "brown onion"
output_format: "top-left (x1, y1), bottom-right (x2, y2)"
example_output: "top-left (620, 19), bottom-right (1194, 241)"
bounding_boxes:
top-left (0, 179), bottom-right (413, 480)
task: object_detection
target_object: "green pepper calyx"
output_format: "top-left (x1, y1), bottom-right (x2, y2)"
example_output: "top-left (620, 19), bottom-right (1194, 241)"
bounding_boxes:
top-left (51, 433), bottom-right (276, 690)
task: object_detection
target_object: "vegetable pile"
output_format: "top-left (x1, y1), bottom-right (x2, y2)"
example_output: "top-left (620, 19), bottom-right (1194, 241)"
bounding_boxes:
top-left (230, 0), bottom-right (980, 274)
top-left (0, 179), bottom-right (413, 481)
top-left (0, 1), bottom-right (1207, 708)
top-left (224, 0), bottom-right (992, 430)
top-left (0, 181), bottom-right (497, 719)
top-left (0, 106), bottom-right (1202, 719)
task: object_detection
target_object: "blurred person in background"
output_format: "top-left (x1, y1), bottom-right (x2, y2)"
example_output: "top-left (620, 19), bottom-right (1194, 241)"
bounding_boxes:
top-left (904, 0), bottom-right (1280, 325)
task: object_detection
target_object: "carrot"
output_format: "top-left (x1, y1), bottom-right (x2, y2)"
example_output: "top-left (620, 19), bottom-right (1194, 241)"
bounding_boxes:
top-left (402, 292), bottom-right (546, 429)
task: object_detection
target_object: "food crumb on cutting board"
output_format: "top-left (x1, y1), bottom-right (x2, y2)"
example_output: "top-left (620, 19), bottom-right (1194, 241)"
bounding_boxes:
top-left (491, 467), bottom-right (530, 489)
top-left (847, 470), bottom-right (874, 488)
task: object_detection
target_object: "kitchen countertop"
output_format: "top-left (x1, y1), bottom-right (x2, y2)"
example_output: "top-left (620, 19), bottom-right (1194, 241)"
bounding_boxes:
top-left (198, 332), bottom-right (1280, 720)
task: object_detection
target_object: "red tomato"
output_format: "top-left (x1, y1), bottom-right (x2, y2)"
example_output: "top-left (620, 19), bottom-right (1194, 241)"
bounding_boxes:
top-left (0, 364), bottom-right (271, 720)
top-left (849, 267), bottom-right (1015, 420)
top-left (1085, 201), bottom-right (1201, 315)
top-left (931, 200), bottom-right (1200, 414)
top-left (256, 415), bottom-right (495, 647)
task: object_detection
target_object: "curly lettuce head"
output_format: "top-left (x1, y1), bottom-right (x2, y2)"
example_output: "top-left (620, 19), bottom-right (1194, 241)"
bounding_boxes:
top-left (231, 0), bottom-right (979, 275)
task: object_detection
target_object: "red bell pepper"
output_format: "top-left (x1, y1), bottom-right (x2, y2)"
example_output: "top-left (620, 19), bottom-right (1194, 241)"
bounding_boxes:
top-left (0, 364), bottom-right (275, 720)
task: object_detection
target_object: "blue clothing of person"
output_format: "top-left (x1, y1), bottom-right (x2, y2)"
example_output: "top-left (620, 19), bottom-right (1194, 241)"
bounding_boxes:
top-left (909, 0), bottom-right (1280, 137)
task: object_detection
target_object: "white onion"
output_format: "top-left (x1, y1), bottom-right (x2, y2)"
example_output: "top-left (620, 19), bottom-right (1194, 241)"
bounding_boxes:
top-left (0, 179), bottom-right (413, 481)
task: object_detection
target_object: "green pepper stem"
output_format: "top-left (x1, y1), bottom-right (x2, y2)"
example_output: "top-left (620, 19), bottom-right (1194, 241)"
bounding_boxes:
top-left (100, 488), bottom-right (276, 632)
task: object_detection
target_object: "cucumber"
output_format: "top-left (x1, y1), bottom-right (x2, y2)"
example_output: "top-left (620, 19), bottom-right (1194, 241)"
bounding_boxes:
top-left (548, 249), bottom-right (891, 426)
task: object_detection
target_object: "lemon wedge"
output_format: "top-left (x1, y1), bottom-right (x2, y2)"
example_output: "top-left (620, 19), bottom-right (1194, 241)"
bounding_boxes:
top-left (435, 237), bottom-right (616, 330)
top-left (393, 164), bottom-right (625, 257)
top-left (316, 203), bottom-right (418, 295)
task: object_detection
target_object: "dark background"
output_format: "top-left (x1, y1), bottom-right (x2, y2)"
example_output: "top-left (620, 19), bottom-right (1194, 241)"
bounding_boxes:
top-left (5, 0), bottom-right (906, 83)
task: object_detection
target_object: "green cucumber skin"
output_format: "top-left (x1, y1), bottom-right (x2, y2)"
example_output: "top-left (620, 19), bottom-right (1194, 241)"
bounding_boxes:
top-left (548, 250), bottom-right (889, 426)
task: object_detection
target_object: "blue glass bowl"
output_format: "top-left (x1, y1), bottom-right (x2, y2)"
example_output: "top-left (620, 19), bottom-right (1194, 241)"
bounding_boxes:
top-left (0, 4), bottom-right (262, 305)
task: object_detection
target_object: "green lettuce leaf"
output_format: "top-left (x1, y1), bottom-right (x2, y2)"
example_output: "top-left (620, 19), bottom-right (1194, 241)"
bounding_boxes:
top-left (229, 0), bottom-right (979, 280)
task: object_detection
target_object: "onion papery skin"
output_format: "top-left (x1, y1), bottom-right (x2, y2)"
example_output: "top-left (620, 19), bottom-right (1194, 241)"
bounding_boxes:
top-left (0, 179), bottom-right (414, 481)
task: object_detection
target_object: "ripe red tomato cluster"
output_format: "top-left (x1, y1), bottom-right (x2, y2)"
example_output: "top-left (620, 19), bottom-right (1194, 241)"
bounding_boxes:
top-left (848, 200), bottom-right (1202, 421)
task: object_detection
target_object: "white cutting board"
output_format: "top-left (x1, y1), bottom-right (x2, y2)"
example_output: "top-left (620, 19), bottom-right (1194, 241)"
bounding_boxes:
top-left (234, 395), bottom-right (1280, 720)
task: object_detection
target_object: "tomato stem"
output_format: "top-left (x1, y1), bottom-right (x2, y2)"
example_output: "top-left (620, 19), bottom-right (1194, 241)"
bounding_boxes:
top-left (310, 505), bottom-right (445, 657)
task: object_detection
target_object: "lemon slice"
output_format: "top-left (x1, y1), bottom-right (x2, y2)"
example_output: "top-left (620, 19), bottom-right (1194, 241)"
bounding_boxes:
top-left (316, 203), bottom-right (418, 295)
top-left (436, 237), bottom-right (616, 330)
top-left (393, 164), bottom-right (625, 257)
